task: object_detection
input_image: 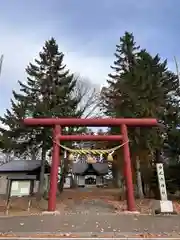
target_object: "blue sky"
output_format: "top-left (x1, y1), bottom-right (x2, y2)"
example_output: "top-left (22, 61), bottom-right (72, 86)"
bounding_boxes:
top-left (0, 0), bottom-right (179, 121)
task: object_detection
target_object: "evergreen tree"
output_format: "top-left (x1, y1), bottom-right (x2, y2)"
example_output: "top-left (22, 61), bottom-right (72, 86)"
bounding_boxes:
top-left (102, 32), bottom-right (179, 158)
top-left (101, 32), bottom-right (140, 118)
top-left (162, 58), bottom-right (180, 163)
top-left (0, 38), bottom-right (83, 197)
top-left (0, 38), bottom-right (79, 152)
top-left (101, 32), bottom-right (179, 197)
top-left (100, 32), bottom-right (141, 189)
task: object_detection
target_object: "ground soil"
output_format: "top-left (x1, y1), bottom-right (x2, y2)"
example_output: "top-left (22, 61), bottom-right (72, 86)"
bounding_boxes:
top-left (0, 188), bottom-right (180, 238)
top-left (1, 188), bottom-right (180, 216)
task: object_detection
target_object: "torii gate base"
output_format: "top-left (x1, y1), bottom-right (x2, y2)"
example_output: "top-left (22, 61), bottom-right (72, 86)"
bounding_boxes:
top-left (23, 118), bottom-right (158, 212)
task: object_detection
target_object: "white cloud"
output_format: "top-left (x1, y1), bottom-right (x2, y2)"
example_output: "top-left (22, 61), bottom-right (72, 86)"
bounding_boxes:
top-left (64, 53), bottom-right (112, 88)
top-left (0, 24), bottom-right (110, 115)
top-left (0, 17), bottom-right (177, 119)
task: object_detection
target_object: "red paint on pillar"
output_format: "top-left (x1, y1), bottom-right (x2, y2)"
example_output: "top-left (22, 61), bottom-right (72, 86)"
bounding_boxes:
top-left (23, 117), bottom-right (159, 212)
top-left (121, 124), bottom-right (136, 212)
top-left (48, 125), bottom-right (61, 211)
top-left (23, 118), bottom-right (158, 127)
top-left (58, 134), bottom-right (122, 141)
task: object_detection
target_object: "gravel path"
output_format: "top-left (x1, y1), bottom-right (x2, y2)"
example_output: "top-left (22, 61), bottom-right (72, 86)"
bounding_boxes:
top-left (1, 193), bottom-right (180, 238)
top-left (0, 214), bottom-right (180, 237)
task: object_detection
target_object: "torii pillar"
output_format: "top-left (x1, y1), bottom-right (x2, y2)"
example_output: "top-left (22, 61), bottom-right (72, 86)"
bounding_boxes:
top-left (23, 118), bottom-right (158, 212)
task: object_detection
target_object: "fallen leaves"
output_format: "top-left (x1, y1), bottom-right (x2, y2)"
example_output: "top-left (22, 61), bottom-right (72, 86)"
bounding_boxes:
top-left (0, 232), bottom-right (179, 239)
top-left (128, 232), bottom-right (178, 238)
top-left (173, 200), bottom-right (180, 213)
top-left (0, 233), bottom-right (79, 238)
top-left (1, 188), bottom-right (180, 216)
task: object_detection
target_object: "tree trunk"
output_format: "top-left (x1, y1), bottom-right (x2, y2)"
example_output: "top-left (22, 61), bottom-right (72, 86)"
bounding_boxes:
top-left (58, 157), bottom-right (68, 193)
top-left (59, 170), bottom-right (65, 193)
top-left (112, 160), bottom-right (122, 188)
top-left (149, 149), bottom-right (161, 199)
top-left (136, 156), bottom-right (144, 199)
top-left (116, 171), bottom-right (122, 188)
top-left (37, 138), bottom-right (46, 200)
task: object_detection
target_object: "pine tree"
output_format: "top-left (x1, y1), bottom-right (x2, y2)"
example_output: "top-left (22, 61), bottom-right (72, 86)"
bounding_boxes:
top-left (100, 32), bottom-right (140, 190)
top-left (0, 38), bottom-right (79, 152)
top-left (101, 32), bottom-right (179, 197)
top-left (102, 32), bottom-right (179, 157)
top-left (162, 58), bottom-right (180, 163)
top-left (102, 32), bottom-right (140, 118)
top-left (0, 38), bottom-right (82, 197)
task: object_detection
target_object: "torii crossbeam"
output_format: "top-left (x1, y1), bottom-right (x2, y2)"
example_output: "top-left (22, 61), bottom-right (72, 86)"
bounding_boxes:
top-left (23, 117), bottom-right (158, 212)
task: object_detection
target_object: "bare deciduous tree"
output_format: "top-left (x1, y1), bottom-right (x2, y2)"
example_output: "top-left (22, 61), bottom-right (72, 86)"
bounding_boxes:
top-left (73, 75), bottom-right (102, 118)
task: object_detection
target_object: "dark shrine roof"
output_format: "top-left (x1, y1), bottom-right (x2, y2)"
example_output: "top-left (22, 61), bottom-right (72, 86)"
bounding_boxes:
top-left (0, 160), bottom-right (50, 173)
top-left (72, 162), bottom-right (108, 176)
top-left (83, 164), bottom-right (100, 175)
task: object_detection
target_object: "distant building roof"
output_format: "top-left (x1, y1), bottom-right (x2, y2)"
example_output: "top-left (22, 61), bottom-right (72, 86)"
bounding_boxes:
top-left (72, 162), bottom-right (108, 175)
top-left (72, 161), bottom-right (88, 174)
top-left (0, 160), bottom-right (50, 173)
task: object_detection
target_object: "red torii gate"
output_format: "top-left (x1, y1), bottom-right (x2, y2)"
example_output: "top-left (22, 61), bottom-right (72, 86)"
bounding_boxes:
top-left (23, 118), bottom-right (158, 212)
